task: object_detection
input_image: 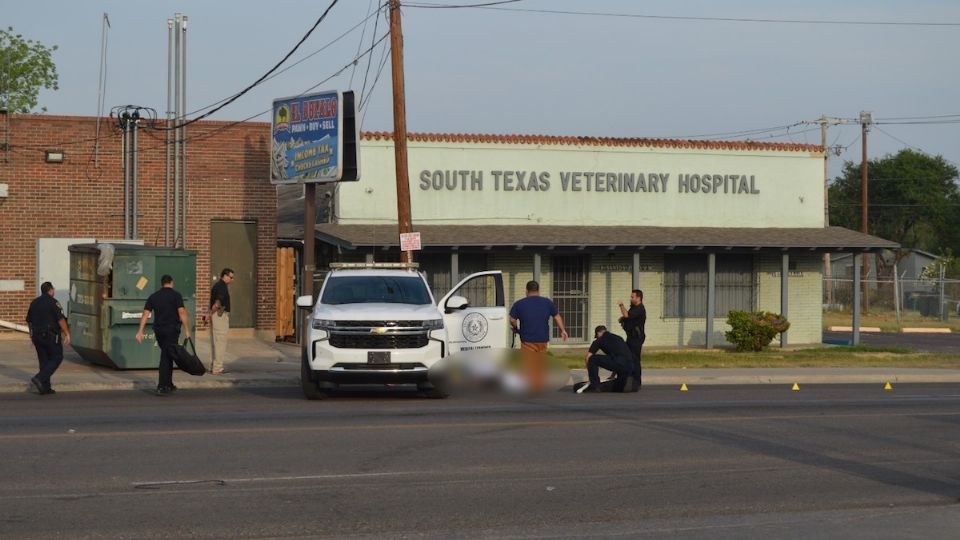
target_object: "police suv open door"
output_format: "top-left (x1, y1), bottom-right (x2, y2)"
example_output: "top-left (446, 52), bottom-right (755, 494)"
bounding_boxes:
top-left (439, 271), bottom-right (509, 356)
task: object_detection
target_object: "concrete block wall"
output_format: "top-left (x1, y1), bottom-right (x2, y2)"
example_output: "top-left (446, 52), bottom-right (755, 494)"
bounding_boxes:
top-left (757, 254), bottom-right (823, 345)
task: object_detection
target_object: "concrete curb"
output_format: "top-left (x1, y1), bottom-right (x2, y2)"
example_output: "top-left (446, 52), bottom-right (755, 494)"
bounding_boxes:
top-left (902, 328), bottom-right (952, 334)
top-left (828, 326), bottom-right (881, 332)
top-left (1, 377), bottom-right (300, 394)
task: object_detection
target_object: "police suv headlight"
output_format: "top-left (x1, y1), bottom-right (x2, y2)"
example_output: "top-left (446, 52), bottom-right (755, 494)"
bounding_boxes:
top-left (312, 318), bottom-right (336, 330)
top-left (423, 319), bottom-right (444, 330)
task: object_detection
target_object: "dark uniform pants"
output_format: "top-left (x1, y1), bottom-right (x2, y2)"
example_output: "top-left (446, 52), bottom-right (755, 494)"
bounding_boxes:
top-left (154, 327), bottom-right (180, 388)
top-left (627, 334), bottom-right (645, 388)
top-left (32, 334), bottom-right (63, 389)
top-left (587, 354), bottom-right (634, 392)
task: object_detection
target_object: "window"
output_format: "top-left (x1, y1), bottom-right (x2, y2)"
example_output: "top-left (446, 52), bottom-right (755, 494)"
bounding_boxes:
top-left (451, 273), bottom-right (502, 308)
top-left (552, 255), bottom-right (589, 341)
top-left (320, 276), bottom-right (432, 305)
top-left (715, 255), bottom-right (754, 314)
top-left (664, 255), bottom-right (707, 318)
top-left (664, 255), bottom-right (754, 318)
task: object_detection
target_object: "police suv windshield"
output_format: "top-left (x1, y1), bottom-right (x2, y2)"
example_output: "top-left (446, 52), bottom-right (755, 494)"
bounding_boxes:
top-left (320, 276), bottom-right (433, 305)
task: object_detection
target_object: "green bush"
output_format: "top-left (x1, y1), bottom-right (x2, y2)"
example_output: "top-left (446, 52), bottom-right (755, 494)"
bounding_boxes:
top-left (725, 310), bottom-right (791, 351)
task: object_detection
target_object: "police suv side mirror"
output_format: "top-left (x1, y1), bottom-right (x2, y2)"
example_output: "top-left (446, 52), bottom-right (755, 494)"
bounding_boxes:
top-left (296, 295), bottom-right (314, 309)
top-left (444, 295), bottom-right (469, 314)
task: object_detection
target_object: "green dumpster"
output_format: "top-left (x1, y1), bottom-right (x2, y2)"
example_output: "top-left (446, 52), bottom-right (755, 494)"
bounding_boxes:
top-left (68, 243), bottom-right (196, 369)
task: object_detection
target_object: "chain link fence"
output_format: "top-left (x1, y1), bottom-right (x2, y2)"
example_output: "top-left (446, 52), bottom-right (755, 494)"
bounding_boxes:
top-left (824, 276), bottom-right (960, 324)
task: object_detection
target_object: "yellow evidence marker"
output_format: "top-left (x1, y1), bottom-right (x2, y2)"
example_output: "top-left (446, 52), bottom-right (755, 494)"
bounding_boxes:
top-left (791, 383), bottom-right (800, 391)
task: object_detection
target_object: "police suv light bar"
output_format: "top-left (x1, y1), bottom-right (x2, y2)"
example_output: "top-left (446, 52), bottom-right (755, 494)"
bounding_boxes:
top-left (329, 262), bottom-right (420, 269)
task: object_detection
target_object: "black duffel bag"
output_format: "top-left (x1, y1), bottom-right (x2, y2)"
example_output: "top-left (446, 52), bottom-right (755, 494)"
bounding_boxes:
top-left (168, 338), bottom-right (206, 376)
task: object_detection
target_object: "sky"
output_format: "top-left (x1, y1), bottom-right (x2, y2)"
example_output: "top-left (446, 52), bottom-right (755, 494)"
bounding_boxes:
top-left (6, 0), bottom-right (960, 179)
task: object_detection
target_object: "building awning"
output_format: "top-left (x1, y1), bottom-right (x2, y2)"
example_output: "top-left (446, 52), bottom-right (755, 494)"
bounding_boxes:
top-left (279, 223), bottom-right (898, 253)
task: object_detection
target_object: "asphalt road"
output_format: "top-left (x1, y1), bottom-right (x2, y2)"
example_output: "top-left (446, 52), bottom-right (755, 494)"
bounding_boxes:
top-left (2, 385), bottom-right (960, 539)
top-left (823, 331), bottom-right (960, 353)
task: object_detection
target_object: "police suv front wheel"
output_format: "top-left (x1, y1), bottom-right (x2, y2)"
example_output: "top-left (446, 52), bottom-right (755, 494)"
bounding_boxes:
top-left (300, 356), bottom-right (328, 400)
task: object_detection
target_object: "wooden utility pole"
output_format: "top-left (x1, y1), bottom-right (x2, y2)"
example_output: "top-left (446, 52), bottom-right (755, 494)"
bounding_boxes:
top-left (389, 0), bottom-right (414, 264)
top-left (821, 117), bottom-right (832, 305)
top-left (860, 111), bottom-right (872, 310)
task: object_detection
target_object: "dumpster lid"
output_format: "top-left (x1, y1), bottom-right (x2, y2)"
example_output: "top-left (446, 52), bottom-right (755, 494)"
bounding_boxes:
top-left (68, 243), bottom-right (197, 256)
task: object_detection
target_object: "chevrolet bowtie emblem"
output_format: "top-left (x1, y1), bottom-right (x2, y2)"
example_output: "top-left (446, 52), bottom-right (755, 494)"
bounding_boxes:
top-left (371, 327), bottom-right (389, 334)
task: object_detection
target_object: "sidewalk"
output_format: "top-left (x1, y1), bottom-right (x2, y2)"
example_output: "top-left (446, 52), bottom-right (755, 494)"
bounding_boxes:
top-left (2, 333), bottom-right (960, 394)
top-left (0, 333), bottom-right (300, 394)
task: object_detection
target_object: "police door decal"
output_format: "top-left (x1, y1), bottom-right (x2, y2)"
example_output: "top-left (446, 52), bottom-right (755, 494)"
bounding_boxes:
top-left (462, 312), bottom-right (489, 343)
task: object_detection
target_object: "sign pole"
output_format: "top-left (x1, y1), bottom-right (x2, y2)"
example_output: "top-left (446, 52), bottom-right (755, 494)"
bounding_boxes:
top-left (389, 0), bottom-right (414, 263)
top-left (303, 183), bottom-right (315, 299)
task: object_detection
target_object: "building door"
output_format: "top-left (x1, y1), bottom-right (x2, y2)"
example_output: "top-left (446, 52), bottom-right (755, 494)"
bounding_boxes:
top-left (210, 221), bottom-right (256, 328)
top-left (552, 255), bottom-right (589, 341)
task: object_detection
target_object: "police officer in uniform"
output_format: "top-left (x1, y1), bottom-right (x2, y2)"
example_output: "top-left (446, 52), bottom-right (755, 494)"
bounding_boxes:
top-left (618, 289), bottom-right (646, 390)
top-left (136, 275), bottom-right (192, 396)
top-left (26, 281), bottom-right (71, 395)
top-left (582, 325), bottom-right (635, 393)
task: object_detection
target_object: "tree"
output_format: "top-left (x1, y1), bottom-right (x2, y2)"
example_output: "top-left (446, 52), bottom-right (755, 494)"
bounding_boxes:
top-left (0, 27), bottom-right (58, 113)
top-left (829, 149), bottom-right (960, 273)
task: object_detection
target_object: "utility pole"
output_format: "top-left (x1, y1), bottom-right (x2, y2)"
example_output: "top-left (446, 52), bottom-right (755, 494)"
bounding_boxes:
top-left (820, 116), bottom-right (832, 305)
top-left (860, 111), bottom-right (873, 311)
top-left (803, 116), bottom-right (850, 306)
top-left (389, 0), bottom-right (414, 264)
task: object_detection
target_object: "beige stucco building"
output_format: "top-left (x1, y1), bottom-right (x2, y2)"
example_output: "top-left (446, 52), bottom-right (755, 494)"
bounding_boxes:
top-left (282, 132), bottom-right (895, 348)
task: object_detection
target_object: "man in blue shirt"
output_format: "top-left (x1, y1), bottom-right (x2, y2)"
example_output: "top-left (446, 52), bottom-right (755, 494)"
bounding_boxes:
top-left (509, 280), bottom-right (568, 393)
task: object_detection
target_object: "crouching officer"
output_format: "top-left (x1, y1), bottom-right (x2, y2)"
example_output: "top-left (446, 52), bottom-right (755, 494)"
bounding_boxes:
top-left (582, 325), bottom-right (636, 393)
top-left (26, 282), bottom-right (71, 395)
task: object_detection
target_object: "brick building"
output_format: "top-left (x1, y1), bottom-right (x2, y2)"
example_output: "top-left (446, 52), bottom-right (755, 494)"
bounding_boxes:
top-left (0, 112), bottom-right (277, 338)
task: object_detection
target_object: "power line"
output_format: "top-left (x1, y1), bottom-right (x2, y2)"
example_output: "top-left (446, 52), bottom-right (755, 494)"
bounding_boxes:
top-left (665, 122), bottom-right (806, 140)
top-left (875, 113), bottom-right (960, 121)
top-left (358, 2), bottom-right (387, 109)
top-left (170, 32), bottom-right (391, 145)
top-left (187, 4), bottom-right (383, 118)
top-left (416, 4), bottom-right (960, 26)
top-left (349, 0), bottom-right (381, 88)
top-left (875, 119), bottom-right (960, 125)
top-left (874, 126), bottom-right (960, 168)
top-left (154, 0), bottom-right (341, 131)
top-left (406, 0), bottom-right (524, 8)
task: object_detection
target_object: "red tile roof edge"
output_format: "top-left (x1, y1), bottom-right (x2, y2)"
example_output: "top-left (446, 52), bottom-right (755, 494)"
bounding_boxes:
top-left (361, 131), bottom-right (822, 153)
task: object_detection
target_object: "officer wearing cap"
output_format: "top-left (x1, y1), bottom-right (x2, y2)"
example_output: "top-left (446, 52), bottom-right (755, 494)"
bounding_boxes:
top-left (26, 281), bottom-right (71, 395)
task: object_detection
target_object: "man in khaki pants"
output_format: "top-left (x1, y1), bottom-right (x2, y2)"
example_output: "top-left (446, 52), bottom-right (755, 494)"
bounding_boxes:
top-left (208, 268), bottom-right (234, 375)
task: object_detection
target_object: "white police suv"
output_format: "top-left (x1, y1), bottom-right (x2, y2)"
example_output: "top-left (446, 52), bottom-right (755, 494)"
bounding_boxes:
top-left (296, 263), bottom-right (508, 399)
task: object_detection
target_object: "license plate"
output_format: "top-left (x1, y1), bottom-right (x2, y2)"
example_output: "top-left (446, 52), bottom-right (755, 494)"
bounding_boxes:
top-left (368, 351), bottom-right (391, 364)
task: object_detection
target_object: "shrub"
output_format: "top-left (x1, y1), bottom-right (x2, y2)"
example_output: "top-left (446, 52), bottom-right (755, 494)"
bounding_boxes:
top-left (725, 310), bottom-right (791, 351)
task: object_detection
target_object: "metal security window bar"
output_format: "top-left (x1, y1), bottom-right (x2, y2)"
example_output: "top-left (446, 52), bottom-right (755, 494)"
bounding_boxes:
top-left (420, 254), bottom-right (488, 301)
top-left (419, 254), bottom-right (452, 299)
top-left (552, 255), bottom-right (589, 341)
top-left (457, 254), bottom-right (490, 305)
top-left (716, 255), bottom-right (755, 315)
top-left (664, 255), bottom-right (755, 318)
top-left (664, 255), bottom-right (707, 318)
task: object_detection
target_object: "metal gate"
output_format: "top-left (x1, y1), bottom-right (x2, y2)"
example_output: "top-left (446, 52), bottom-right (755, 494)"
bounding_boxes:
top-left (552, 255), bottom-right (589, 341)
